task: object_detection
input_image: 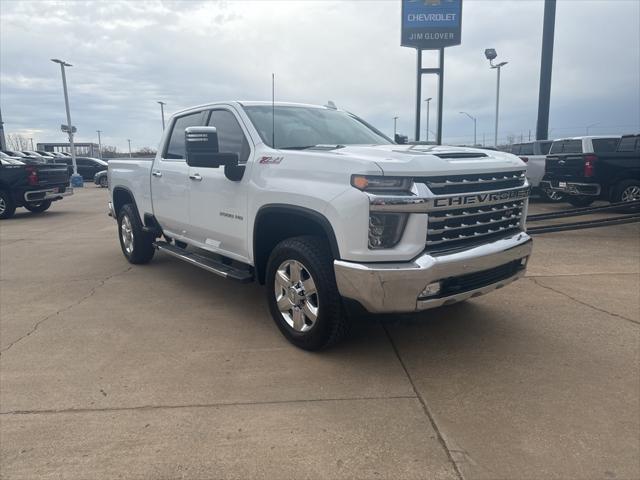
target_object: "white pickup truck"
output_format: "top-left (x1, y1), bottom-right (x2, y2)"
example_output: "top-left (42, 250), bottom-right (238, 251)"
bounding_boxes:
top-left (108, 101), bottom-right (532, 350)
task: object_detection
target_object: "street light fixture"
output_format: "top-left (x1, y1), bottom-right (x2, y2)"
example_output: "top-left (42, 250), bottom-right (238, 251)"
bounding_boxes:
top-left (424, 98), bottom-right (432, 143)
top-left (485, 49), bottom-right (508, 147)
top-left (459, 111), bottom-right (477, 146)
top-left (157, 101), bottom-right (166, 130)
top-left (51, 58), bottom-right (82, 187)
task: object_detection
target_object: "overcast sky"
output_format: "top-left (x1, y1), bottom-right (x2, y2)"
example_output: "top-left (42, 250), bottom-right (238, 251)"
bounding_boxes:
top-left (1, 0), bottom-right (639, 151)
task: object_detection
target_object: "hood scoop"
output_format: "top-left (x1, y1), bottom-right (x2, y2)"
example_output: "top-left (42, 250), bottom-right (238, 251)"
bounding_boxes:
top-left (433, 152), bottom-right (488, 159)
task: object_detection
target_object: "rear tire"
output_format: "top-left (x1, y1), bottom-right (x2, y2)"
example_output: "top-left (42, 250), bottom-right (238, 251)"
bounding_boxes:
top-left (265, 236), bottom-right (349, 351)
top-left (612, 179), bottom-right (640, 212)
top-left (0, 190), bottom-right (16, 219)
top-left (540, 189), bottom-right (565, 203)
top-left (117, 203), bottom-right (155, 264)
top-left (567, 196), bottom-right (594, 208)
top-left (99, 176), bottom-right (108, 188)
top-left (24, 200), bottom-right (52, 213)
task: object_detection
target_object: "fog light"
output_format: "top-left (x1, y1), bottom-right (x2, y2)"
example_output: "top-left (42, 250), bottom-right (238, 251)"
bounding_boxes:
top-left (420, 281), bottom-right (441, 298)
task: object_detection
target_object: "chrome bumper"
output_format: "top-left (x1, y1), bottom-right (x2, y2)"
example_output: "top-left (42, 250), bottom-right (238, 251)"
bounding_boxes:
top-left (334, 232), bottom-right (532, 313)
top-left (24, 187), bottom-right (73, 202)
top-left (540, 181), bottom-right (601, 196)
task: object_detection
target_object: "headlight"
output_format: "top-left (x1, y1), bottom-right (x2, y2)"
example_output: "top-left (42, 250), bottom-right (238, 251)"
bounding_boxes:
top-left (351, 175), bottom-right (413, 194)
top-left (368, 213), bottom-right (408, 249)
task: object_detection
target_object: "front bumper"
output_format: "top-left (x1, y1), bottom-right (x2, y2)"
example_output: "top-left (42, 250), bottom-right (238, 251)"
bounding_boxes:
top-left (334, 232), bottom-right (532, 313)
top-left (24, 187), bottom-right (73, 202)
top-left (540, 180), bottom-right (601, 196)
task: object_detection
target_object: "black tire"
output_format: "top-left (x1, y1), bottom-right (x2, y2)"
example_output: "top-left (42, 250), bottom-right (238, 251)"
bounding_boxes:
top-left (0, 190), bottom-right (16, 220)
top-left (567, 196), bottom-right (594, 208)
top-left (612, 179), bottom-right (640, 212)
top-left (540, 189), bottom-right (565, 203)
top-left (24, 200), bottom-right (52, 213)
top-left (117, 203), bottom-right (155, 264)
top-left (99, 176), bottom-right (108, 188)
top-left (265, 235), bottom-right (349, 351)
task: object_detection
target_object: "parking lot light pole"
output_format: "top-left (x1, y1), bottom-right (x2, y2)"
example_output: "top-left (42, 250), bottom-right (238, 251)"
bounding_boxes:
top-left (393, 116), bottom-right (399, 137)
top-left (127, 139), bottom-right (132, 158)
top-left (484, 49), bottom-right (508, 147)
top-left (52, 58), bottom-right (82, 187)
top-left (157, 101), bottom-right (166, 130)
top-left (424, 98), bottom-right (432, 142)
top-left (459, 111), bottom-right (477, 146)
top-left (96, 130), bottom-right (102, 159)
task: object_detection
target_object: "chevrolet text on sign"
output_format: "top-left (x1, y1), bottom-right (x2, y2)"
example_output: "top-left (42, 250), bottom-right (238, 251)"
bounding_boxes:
top-left (401, 0), bottom-right (463, 49)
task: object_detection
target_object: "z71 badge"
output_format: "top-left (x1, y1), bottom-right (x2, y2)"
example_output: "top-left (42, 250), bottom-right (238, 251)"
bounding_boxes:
top-left (259, 156), bottom-right (283, 165)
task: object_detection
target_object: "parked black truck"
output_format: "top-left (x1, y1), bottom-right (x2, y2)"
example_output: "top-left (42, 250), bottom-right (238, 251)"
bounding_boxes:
top-left (541, 134), bottom-right (639, 207)
top-left (0, 157), bottom-right (73, 219)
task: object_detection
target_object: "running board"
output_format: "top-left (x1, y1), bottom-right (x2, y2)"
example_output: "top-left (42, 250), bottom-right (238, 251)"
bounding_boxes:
top-left (154, 241), bottom-right (254, 283)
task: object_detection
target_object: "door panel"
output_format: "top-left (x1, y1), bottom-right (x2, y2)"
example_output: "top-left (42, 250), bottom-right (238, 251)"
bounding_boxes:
top-left (188, 108), bottom-right (252, 262)
top-left (152, 111), bottom-right (206, 239)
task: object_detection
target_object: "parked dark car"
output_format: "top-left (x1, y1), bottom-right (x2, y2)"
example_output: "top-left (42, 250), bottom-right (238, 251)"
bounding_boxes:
top-left (0, 156), bottom-right (73, 219)
top-left (541, 134), bottom-right (640, 207)
top-left (94, 170), bottom-right (108, 188)
top-left (52, 156), bottom-right (108, 180)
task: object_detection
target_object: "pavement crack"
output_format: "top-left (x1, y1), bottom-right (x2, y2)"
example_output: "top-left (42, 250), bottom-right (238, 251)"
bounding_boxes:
top-left (382, 324), bottom-right (465, 480)
top-left (0, 395), bottom-right (418, 416)
top-left (529, 277), bottom-right (640, 326)
top-left (0, 266), bottom-right (132, 354)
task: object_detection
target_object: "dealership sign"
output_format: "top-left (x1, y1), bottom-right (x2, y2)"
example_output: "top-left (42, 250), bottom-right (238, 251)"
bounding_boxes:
top-left (401, 0), bottom-right (463, 49)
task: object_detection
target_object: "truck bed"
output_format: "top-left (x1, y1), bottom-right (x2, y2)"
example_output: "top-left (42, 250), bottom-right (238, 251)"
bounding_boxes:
top-left (108, 158), bottom-right (153, 215)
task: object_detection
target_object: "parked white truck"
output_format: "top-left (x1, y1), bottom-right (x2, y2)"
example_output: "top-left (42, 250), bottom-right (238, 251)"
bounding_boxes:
top-left (108, 101), bottom-right (532, 350)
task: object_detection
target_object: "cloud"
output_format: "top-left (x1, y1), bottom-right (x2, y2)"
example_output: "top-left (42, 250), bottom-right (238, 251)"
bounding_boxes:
top-left (1, 0), bottom-right (638, 151)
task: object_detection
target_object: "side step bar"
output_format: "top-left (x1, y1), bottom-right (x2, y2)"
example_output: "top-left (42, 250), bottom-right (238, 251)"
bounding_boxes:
top-left (153, 241), bottom-right (254, 283)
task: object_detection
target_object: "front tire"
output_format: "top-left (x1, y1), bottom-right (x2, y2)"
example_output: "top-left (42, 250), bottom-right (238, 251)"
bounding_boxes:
top-left (567, 196), bottom-right (594, 208)
top-left (117, 204), bottom-right (155, 264)
top-left (266, 236), bottom-right (349, 351)
top-left (24, 200), bottom-right (52, 213)
top-left (0, 190), bottom-right (16, 219)
top-left (99, 176), bottom-right (108, 188)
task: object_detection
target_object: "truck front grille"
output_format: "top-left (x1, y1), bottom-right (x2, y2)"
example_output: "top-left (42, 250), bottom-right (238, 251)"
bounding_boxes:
top-left (416, 170), bottom-right (526, 194)
top-left (426, 200), bottom-right (525, 251)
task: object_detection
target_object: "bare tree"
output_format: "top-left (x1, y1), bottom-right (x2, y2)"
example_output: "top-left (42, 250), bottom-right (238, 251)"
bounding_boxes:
top-left (7, 133), bottom-right (30, 151)
top-left (101, 145), bottom-right (117, 157)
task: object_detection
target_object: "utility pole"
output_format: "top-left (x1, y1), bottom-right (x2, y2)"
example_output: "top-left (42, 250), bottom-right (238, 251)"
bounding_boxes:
top-left (0, 107), bottom-right (6, 150)
top-left (393, 116), bottom-right (399, 138)
top-left (424, 97), bottom-right (432, 142)
top-left (127, 139), bottom-right (132, 158)
top-left (157, 101), bottom-right (166, 130)
top-left (96, 130), bottom-right (103, 159)
top-left (52, 58), bottom-right (82, 186)
top-left (536, 0), bottom-right (557, 140)
top-left (29, 138), bottom-right (34, 150)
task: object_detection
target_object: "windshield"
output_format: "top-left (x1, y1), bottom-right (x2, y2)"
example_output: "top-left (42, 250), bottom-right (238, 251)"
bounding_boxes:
top-left (243, 105), bottom-right (392, 149)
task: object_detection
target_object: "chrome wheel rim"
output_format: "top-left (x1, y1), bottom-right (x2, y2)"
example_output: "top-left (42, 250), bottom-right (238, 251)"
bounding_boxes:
top-left (0, 196), bottom-right (5, 215)
top-left (120, 214), bottom-right (134, 255)
top-left (547, 191), bottom-right (563, 201)
top-left (274, 260), bottom-right (319, 332)
top-left (100, 177), bottom-right (108, 187)
top-left (621, 185), bottom-right (640, 202)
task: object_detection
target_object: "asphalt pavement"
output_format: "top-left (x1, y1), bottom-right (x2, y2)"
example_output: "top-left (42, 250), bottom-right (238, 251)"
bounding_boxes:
top-left (1, 187), bottom-right (638, 479)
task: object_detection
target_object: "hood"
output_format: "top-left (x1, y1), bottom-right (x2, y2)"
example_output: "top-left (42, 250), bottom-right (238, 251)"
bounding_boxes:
top-left (323, 144), bottom-right (525, 176)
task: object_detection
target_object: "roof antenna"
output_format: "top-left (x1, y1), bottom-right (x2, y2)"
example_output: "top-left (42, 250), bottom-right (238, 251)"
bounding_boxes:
top-left (271, 73), bottom-right (275, 148)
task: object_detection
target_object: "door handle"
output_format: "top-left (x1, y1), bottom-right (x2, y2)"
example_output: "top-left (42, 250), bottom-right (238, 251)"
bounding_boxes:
top-left (189, 173), bottom-right (203, 181)
top-left (152, 170), bottom-right (163, 177)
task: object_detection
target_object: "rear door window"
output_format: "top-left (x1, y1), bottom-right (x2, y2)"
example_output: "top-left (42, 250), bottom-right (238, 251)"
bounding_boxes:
top-left (539, 141), bottom-right (552, 154)
top-left (511, 144), bottom-right (522, 155)
top-left (592, 138), bottom-right (620, 153)
top-left (165, 112), bottom-right (206, 159)
top-left (617, 136), bottom-right (639, 152)
top-left (520, 143), bottom-right (534, 155)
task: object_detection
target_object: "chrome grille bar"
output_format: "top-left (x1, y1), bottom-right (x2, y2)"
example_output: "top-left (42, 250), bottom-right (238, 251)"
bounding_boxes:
top-left (427, 213), bottom-right (521, 235)
top-left (425, 172), bottom-right (525, 189)
top-left (426, 222), bottom-right (522, 247)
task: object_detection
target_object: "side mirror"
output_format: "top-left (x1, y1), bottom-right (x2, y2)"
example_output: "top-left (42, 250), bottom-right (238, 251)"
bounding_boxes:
top-left (185, 126), bottom-right (238, 168)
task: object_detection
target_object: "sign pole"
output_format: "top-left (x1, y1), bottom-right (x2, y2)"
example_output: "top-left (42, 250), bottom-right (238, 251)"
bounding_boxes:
top-left (415, 49), bottom-right (422, 142)
top-left (536, 0), bottom-right (556, 140)
top-left (437, 48), bottom-right (444, 145)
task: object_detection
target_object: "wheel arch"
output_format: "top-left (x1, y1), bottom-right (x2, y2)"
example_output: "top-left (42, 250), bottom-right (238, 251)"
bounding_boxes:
top-left (112, 186), bottom-right (139, 219)
top-left (253, 204), bottom-right (340, 284)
